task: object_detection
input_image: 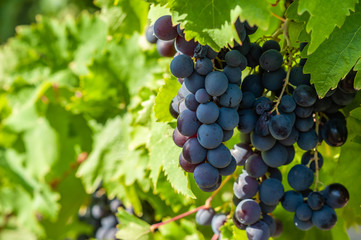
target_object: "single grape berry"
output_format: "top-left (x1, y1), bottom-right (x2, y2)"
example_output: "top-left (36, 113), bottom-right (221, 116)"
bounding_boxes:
top-left (259, 49), bottom-right (283, 72)
top-left (153, 15), bottom-right (178, 40)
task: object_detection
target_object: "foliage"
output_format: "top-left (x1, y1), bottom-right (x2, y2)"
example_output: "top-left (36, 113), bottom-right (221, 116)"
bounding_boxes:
top-left (0, 0), bottom-right (360, 239)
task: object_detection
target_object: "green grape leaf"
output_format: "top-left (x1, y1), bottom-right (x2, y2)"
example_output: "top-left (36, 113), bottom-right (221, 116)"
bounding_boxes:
top-left (116, 208), bottom-right (152, 240)
top-left (286, 0), bottom-right (309, 22)
top-left (298, 0), bottom-right (358, 54)
top-left (147, 0), bottom-right (275, 51)
top-left (149, 119), bottom-right (195, 198)
top-left (353, 58), bottom-right (361, 89)
top-left (95, 0), bottom-right (149, 40)
top-left (303, 10), bottom-right (361, 97)
top-left (288, 21), bottom-right (305, 47)
top-left (154, 76), bottom-right (180, 122)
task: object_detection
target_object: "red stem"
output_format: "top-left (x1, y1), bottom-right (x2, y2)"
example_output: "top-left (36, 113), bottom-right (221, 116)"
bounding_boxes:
top-left (150, 205), bottom-right (207, 232)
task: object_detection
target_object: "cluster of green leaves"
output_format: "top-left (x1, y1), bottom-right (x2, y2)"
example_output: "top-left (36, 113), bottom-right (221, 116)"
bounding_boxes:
top-left (0, 0), bottom-right (361, 240)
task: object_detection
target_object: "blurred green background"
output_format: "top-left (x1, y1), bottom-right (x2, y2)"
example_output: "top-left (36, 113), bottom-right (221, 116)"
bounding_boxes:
top-left (0, 0), bottom-right (98, 43)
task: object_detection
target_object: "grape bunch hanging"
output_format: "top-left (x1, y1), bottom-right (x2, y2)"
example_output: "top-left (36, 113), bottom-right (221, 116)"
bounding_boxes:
top-left (147, 15), bottom-right (353, 240)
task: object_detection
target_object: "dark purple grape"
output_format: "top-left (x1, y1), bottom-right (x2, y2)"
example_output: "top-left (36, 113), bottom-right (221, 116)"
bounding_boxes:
top-left (223, 66), bottom-right (242, 84)
top-left (241, 74), bottom-right (264, 98)
top-left (170, 54), bottom-right (194, 78)
top-left (184, 72), bottom-right (205, 94)
top-left (296, 203), bottom-right (312, 221)
top-left (281, 191), bottom-right (303, 212)
top-left (211, 214), bottom-right (227, 234)
top-left (254, 97), bottom-right (272, 115)
top-left (246, 43), bottom-right (262, 68)
top-left (177, 109), bottom-right (200, 136)
top-left (295, 116), bottom-right (314, 132)
top-left (288, 164), bottom-right (314, 191)
top-left (153, 15), bottom-right (178, 40)
top-left (297, 129), bottom-right (318, 151)
top-left (259, 202), bottom-right (277, 214)
top-left (197, 123), bottom-right (223, 149)
top-left (262, 214), bottom-right (276, 236)
top-left (231, 143), bottom-right (253, 166)
top-left (239, 91), bottom-right (256, 108)
top-left (238, 109), bottom-right (258, 134)
top-left (219, 156), bottom-right (237, 176)
top-left (217, 107), bottom-right (239, 130)
top-left (173, 127), bottom-right (189, 147)
top-left (205, 71), bottom-right (229, 96)
top-left (268, 167), bottom-right (282, 182)
top-left (182, 138), bottom-right (207, 164)
top-left (179, 153), bottom-right (199, 173)
top-left (255, 112), bottom-right (271, 136)
top-left (259, 49), bottom-right (283, 72)
top-left (195, 208), bottom-right (215, 225)
top-left (223, 129), bottom-right (234, 142)
top-left (261, 142), bottom-right (288, 168)
top-left (157, 39), bottom-right (176, 57)
top-left (285, 145), bottom-right (295, 165)
top-left (175, 35), bottom-right (198, 56)
top-left (294, 215), bottom-right (313, 231)
top-left (323, 183), bottom-right (349, 208)
top-left (262, 68), bottom-right (286, 91)
top-left (338, 70), bottom-right (357, 94)
top-left (194, 163), bottom-right (219, 188)
top-left (185, 94), bottom-right (199, 111)
top-left (170, 96), bottom-right (179, 119)
top-left (279, 127), bottom-right (299, 147)
top-left (279, 95), bottom-right (296, 113)
top-left (225, 50), bottom-right (248, 70)
top-left (307, 192), bottom-right (325, 210)
top-left (196, 102), bottom-right (219, 124)
top-left (331, 88), bottom-right (356, 105)
top-left (321, 118), bottom-right (348, 147)
top-left (269, 114), bottom-right (293, 140)
top-left (250, 132), bottom-right (276, 151)
top-left (246, 220), bottom-right (270, 240)
top-left (145, 25), bottom-right (157, 43)
top-left (235, 199), bottom-right (261, 225)
top-left (207, 143), bottom-right (232, 168)
top-left (259, 179), bottom-right (284, 206)
top-left (233, 172), bottom-right (259, 199)
top-left (312, 205), bottom-right (337, 230)
top-left (295, 106), bottom-right (314, 118)
top-left (292, 85), bottom-right (317, 107)
top-left (262, 40), bottom-right (280, 52)
top-left (219, 84), bottom-right (243, 108)
top-left (245, 154), bottom-right (268, 178)
top-left (289, 67), bottom-right (311, 86)
top-left (195, 57), bottom-right (213, 75)
top-left (195, 88), bottom-right (210, 103)
top-left (233, 214), bottom-right (247, 230)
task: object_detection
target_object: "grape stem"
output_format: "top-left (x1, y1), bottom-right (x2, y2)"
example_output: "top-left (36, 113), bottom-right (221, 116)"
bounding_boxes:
top-left (271, 12), bottom-right (286, 22)
top-left (271, 19), bottom-right (293, 114)
top-left (211, 233), bottom-right (220, 240)
top-left (149, 175), bottom-right (233, 232)
top-left (313, 113), bottom-right (321, 191)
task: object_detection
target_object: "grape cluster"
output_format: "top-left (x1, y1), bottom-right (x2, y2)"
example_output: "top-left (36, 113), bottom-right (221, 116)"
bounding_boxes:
top-left (226, 28), bottom-right (354, 240)
top-left (149, 15), bottom-right (251, 192)
top-left (147, 14), bottom-right (354, 240)
top-left (77, 189), bottom-right (121, 240)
